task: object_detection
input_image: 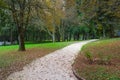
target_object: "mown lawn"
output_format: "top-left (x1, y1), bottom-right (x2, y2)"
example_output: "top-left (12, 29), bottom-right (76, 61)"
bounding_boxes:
top-left (73, 38), bottom-right (120, 80)
top-left (0, 41), bottom-right (76, 80)
top-left (0, 41), bottom-right (76, 54)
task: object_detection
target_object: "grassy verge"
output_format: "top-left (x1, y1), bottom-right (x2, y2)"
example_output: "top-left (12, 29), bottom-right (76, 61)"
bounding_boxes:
top-left (73, 38), bottom-right (120, 80)
top-left (0, 41), bottom-right (76, 80)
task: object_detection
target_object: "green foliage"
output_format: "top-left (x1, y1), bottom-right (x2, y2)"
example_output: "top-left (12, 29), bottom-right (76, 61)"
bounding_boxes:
top-left (76, 0), bottom-right (120, 38)
top-left (0, 0), bottom-right (8, 9)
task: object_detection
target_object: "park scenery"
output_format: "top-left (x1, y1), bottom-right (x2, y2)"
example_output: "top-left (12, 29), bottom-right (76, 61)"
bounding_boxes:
top-left (0, 0), bottom-right (120, 80)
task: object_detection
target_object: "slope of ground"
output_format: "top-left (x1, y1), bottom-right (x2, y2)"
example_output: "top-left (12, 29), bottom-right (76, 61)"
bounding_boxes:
top-left (73, 38), bottom-right (120, 80)
top-left (0, 41), bottom-right (75, 80)
top-left (7, 40), bottom-right (96, 80)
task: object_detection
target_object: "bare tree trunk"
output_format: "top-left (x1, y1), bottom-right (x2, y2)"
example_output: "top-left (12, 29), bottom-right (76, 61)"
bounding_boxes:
top-left (3, 35), bottom-right (6, 46)
top-left (18, 27), bottom-right (25, 51)
top-left (110, 26), bottom-right (114, 38)
top-left (103, 26), bottom-right (106, 38)
top-left (56, 30), bottom-right (60, 42)
top-left (52, 32), bottom-right (55, 43)
top-left (10, 29), bottom-right (13, 44)
top-left (60, 20), bottom-right (65, 42)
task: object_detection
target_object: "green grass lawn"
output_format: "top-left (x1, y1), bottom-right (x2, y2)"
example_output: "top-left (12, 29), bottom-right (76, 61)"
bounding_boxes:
top-left (73, 38), bottom-right (120, 80)
top-left (0, 41), bottom-right (77, 68)
top-left (0, 41), bottom-right (74, 55)
top-left (0, 41), bottom-right (75, 54)
top-left (82, 38), bottom-right (120, 50)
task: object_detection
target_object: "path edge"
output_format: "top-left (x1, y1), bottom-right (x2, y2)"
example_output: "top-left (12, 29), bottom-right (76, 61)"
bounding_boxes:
top-left (72, 39), bottom-right (98, 80)
top-left (72, 66), bottom-right (86, 80)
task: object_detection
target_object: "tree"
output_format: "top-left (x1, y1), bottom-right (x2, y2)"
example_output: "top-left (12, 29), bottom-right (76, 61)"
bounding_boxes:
top-left (37, 0), bottom-right (64, 42)
top-left (3, 0), bottom-right (47, 51)
top-left (59, 0), bottom-right (77, 41)
top-left (4, 0), bottom-right (34, 51)
top-left (76, 0), bottom-right (120, 38)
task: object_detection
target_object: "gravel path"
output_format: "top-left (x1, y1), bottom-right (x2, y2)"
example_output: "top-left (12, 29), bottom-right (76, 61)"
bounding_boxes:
top-left (7, 40), bottom-right (96, 80)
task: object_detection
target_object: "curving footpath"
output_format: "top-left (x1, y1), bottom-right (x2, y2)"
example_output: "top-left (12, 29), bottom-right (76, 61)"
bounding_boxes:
top-left (7, 40), bottom-right (97, 80)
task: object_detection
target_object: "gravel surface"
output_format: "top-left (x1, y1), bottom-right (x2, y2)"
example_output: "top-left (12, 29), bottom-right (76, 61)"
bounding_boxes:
top-left (7, 40), bottom-right (96, 80)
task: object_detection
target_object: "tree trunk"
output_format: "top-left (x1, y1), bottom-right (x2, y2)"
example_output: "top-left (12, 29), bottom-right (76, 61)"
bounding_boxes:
top-left (110, 26), bottom-right (114, 38)
top-left (52, 32), bottom-right (55, 43)
top-left (61, 33), bottom-right (65, 41)
top-left (68, 33), bottom-right (72, 41)
top-left (3, 36), bottom-right (6, 46)
top-left (10, 29), bottom-right (13, 45)
top-left (103, 26), bottom-right (106, 38)
top-left (56, 32), bottom-right (60, 42)
top-left (18, 27), bottom-right (25, 51)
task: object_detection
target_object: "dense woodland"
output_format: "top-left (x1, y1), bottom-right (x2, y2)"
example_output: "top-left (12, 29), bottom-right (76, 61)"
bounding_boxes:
top-left (0, 0), bottom-right (120, 51)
